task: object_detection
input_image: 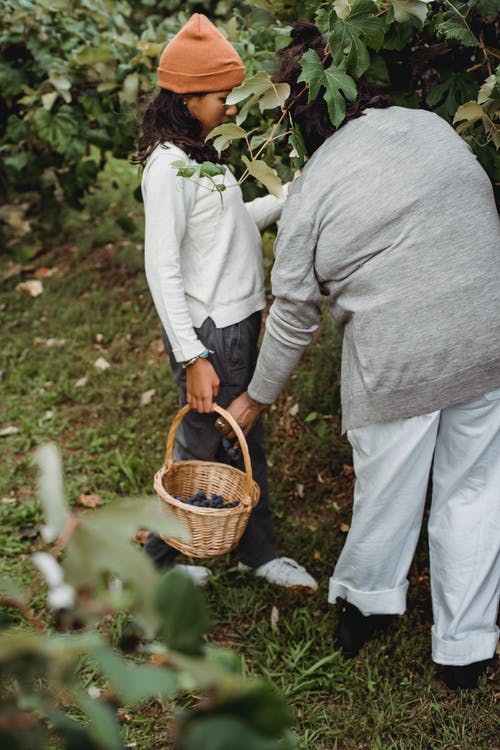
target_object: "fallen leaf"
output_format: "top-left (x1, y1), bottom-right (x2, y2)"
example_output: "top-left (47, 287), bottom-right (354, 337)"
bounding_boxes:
top-left (0, 426), bottom-right (20, 437)
top-left (34, 266), bottom-right (58, 279)
top-left (270, 605), bottom-right (279, 632)
top-left (76, 494), bottom-right (102, 508)
top-left (296, 483), bottom-right (304, 497)
top-left (339, 522), bottom-right (350, 533)
top-left (314, 550), bottom-right (322, 560)
top-left (94, 356), bottom-right (110, 371)
top-left (1, 497), bottom-right (17, 505)
top-left (288, 402), bottom-right (299, 417)
top-left (140, 388), bottom-right (155, 406)
top-left (34, 337), bottom-right (66, 347)
top-left (16, 280), bottom-right (43, 297)
top-left (75, 376), bottom-right (88, 388)
top-left (95, 333), bottom-right (104, 343)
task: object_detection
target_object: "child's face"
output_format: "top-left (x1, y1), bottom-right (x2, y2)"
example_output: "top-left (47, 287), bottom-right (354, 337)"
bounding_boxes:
top-left (185, 90), bottom-right (237, 138)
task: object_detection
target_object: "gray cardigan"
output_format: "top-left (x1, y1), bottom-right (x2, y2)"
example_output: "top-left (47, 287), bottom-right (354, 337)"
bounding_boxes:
top-left (248, 106), bottom-right (500, 432)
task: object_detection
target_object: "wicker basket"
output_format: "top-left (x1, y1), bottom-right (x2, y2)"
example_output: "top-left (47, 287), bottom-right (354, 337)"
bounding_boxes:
top-left (153, 403), bottom-right (260, 558)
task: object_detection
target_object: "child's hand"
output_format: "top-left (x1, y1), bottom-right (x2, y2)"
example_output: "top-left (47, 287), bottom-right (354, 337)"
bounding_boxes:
top-left (186, 359), bottom-right (220, 413)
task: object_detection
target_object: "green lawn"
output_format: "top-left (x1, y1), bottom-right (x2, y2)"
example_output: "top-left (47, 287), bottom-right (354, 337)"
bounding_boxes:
top-left (1, 179), bottom-right (498, 749)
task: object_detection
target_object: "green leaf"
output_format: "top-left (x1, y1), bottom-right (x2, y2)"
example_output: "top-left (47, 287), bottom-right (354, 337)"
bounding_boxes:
top-left (477, 74), bottom-right (497, 104)
top-left (435, 18), bottom-right (478, 47)
top-left (331, 0), bottom-right (386, 75)
top-left (305, 411), bottom-right (318, 422)
top-left (241, 156), bottom-right (284, 199)
top-left (298, 50), bottom-right (357, 129)
top-left (178, 716), bottom-right (277, 750)
top-left (389, 0), bottom-right (431, 24)
top-left (216, 681), bottom-right (294, 738)
top-left (154, 569), bottom-right (211, 655)
top-left (226, 72), bottom-right (290, 125)
top-left (77, 693), bottom-right (124, 750)
top-left (33, 105), bottom-right (79, 155)
top-left (198, 161), bottom-right (227, 178)
top-left (33, 443), bottom-right (70, 543)
top-left (91, 646), bottom-right (180, 703)
top-left (289, 124), bottom-right (307, 168)
top-left (206, 123), bottom-right (248, 155)
top-left (453, 100), bottom-right (484, 126)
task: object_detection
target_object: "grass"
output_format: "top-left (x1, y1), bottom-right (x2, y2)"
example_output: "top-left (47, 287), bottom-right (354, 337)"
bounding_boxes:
top-left (1, 162), bottom-right (498, 749)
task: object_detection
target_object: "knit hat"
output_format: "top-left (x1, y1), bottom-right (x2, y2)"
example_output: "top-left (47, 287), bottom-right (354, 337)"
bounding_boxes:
top-left (157, 14), bottom-right (246, 93)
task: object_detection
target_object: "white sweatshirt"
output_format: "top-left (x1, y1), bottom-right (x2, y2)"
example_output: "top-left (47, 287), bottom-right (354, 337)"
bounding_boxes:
top-left (142, 143), bottom-right (284, 362)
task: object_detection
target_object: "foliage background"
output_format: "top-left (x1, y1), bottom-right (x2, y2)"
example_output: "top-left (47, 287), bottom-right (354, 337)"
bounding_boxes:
top-left (0, 0), bottom-right (499, 255)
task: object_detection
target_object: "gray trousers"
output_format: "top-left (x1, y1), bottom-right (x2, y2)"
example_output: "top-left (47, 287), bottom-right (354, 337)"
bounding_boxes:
top-left (145, 312), bottom-right (278, 568)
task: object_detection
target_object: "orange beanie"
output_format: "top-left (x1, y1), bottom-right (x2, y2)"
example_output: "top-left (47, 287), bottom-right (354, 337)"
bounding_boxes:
top-left (157, 14), bottom-right (246, 93)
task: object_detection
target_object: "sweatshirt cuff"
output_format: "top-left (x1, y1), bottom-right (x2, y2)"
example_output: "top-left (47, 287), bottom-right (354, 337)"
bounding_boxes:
top-left (172, 340), bottom-right (206, 364)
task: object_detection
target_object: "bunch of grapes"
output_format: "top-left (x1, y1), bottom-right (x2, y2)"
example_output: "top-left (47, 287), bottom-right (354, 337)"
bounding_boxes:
top-left (172, 489), bottom-right (239, 509)
top-left (222, 437), bottom-right (242, 464)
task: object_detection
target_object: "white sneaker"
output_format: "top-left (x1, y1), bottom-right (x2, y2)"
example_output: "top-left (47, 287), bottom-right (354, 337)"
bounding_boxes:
top-left (239, 557), bottom-right (318, 592)
top-left (174, 564), bottom-right (212, 587)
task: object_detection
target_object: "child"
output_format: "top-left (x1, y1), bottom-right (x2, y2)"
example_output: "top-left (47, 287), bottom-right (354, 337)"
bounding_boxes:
top-left (135, 13), bottom-right (317, 591)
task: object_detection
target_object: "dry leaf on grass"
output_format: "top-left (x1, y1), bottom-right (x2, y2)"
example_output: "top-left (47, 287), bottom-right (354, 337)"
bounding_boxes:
top-left (16, 279), bottom-right (43, 297)
top-left (75, 376), bottom-right (88, 388)
top-left (140, 388), bottom-right (155, 406)
top-left (34, 267), bottom-right (58, 279)
top-left (76, 494), bottom-right (102, 508)
top-left (94, 356), bottom-right (110, 371)
top-left (0, 425), bottom-right (20, 437)
top-left (270, 605), bottom-right (279, 632)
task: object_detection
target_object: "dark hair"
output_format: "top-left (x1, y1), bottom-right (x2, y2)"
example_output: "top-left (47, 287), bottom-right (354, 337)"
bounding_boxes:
top-left (132, 88), bottom-right (220, 166)
top-left (277, 21), bottom-right (393, 155)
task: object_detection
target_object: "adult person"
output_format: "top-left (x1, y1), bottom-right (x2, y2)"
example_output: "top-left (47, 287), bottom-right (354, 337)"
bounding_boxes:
top-left (225, 21), bottom-right (500, 689)
top-left (135, 13), bottom-right (317, 591)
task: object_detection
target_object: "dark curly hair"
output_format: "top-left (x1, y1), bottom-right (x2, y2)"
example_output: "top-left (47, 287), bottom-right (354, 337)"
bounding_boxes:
top-left (277, 21), bottom-right (393, 155)
top-left (132, 88), bottom-right (220, 166)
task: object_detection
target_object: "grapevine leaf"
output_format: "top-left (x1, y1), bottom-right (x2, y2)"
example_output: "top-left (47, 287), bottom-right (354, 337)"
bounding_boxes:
top-left (91, 646), bottom-right (180, 703)
top-left (389, 0), bottom-right (431, 24)
top-left (155, 569), bottom-right (211, 655)
top-left (33, 105), bottom-right (79, 155)
top-left (226, 71), bottom-right (279, 105)
top-left (334, 0), bottom-right (352, 20)
top-left (289, 123), bottom-right (307, 168)
top-left (435, 19), bottom-right (478, 47)
top-left (34, 443), bottom-right (70, 543)
top-left (226, 71), bottom-right (289, 125)
top-left (76, 693), bottom-right (123, 750)
top-left (330, 0), bottom-right (386, 79)
top-left (241, 156), bottom-right (284, 199)
top-left (478, 75), bottom-right (496, 104)
top-left (198, 161), bottom-right (227, 178)
top-left (483, 100), bottom-right (500, 149)
top-left (298, 50), bottom-right (357, 128)
top-left (453, 100), bottom-right (484, 133)
top-left (206, 123), bottom-right (248, 155)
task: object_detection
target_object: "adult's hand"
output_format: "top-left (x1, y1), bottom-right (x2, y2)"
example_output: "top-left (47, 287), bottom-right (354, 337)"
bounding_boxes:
top-left (224, 391), bottom-right (268, 436)
top-left (186, 358), bottom-right (220, 413)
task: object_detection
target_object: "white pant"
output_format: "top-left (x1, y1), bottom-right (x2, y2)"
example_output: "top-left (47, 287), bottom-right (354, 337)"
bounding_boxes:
top-left (329, 388), bottom-right (500, 665)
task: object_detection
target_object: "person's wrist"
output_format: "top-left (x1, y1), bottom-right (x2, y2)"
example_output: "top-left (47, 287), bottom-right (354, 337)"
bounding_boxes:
top-left (181, 348), bottom-right (213, 369)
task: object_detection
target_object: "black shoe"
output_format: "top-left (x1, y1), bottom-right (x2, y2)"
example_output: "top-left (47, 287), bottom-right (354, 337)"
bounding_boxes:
top-left (441, 659), bottom-right (494, 690)
top-left (334, 597), bottom-right (394, 658)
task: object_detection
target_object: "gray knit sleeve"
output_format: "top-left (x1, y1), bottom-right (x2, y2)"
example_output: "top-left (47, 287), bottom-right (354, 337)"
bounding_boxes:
top-left (248, 191), bottom-right (323, 403)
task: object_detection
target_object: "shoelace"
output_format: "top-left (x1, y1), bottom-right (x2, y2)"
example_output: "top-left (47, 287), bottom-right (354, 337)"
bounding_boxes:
top-left (265, 557), bottom-right (308, 582)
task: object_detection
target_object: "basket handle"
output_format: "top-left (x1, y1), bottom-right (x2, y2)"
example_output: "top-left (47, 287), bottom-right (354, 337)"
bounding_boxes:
top-left (164, 404), bottom-right (254, 497)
